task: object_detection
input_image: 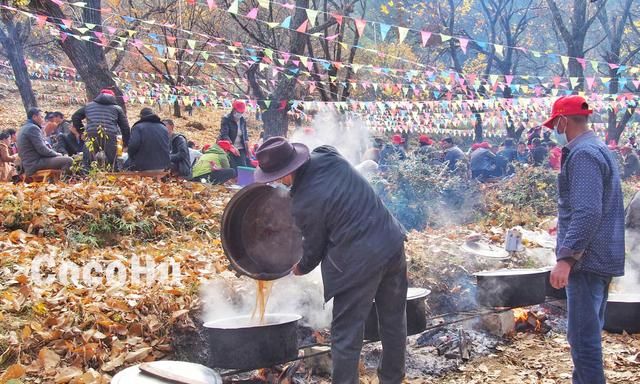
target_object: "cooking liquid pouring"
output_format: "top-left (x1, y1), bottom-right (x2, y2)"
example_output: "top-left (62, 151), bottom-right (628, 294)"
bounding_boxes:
top-left (252, 280), bottom-right (273, 324)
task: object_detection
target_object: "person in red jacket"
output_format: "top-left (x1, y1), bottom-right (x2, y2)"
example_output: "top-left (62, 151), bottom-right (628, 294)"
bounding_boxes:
top-left (548, 141), bottom-right (562, 170)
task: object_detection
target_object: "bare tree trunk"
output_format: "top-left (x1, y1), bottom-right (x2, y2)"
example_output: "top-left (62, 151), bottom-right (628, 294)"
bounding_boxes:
top-left (32, 0), bottom-right (126, 112)
top-left (173, 100), bottom-right (182, 118)
top-left (0, 24), bottom-right (37, 113)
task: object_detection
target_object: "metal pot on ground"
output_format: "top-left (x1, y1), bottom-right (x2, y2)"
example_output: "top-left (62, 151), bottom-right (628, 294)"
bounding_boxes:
top-left (475, 268), bottom-right (547, 308)
top-left (604, 293), bottom-right (640, 334)
top-left (111, 361), bottom-right (222, 384)
top-left (364, 288), bottom-right (430, 341)
top-left (203, 314), bottom-right (301, 370)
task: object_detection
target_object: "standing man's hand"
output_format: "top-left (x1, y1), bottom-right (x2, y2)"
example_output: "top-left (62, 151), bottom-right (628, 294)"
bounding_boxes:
top-left (550, 260), bottom-right (573, 289)
top-left (231, 147), bottom-right (240, 157)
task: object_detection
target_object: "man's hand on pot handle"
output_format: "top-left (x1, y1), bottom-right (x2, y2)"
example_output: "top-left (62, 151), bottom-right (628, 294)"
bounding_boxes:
top-left (550, 259), bottom-right (573, 289)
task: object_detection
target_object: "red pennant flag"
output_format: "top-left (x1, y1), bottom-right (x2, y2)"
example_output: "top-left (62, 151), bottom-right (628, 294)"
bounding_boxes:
top-left (331, 14), bottom-right (343, 26)
top-left (296, 19), bottom-right (308, 33)
top-left (36, 15), bottom-right (48, 28)
top-left (186, 0), bottom-right (196, 4)
top-left (354, 19), bottom-right (366, 36)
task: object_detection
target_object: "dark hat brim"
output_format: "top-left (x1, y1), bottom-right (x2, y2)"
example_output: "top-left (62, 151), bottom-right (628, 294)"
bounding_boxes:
top-left (254, 143), bottom-right (310, 184)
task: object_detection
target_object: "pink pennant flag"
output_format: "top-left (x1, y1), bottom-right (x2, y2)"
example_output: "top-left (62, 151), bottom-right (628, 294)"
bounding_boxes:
top-left (107, 26), bottom-right (117, 34)
top-left (458, 38), bottom-right (469, 54)
top-left (207, 0), bottom-right (217, 10)
top-left (61, 19), bottom-right (73, 29)
top-left (36, 15), bottom-right (48, 28)
top-left (296, 19), bottom-right (308, 33)
top-left (325, 34), bottom-right (340, 41)
top-left (246, 7), bottom-right (258, 19)
top-left (633, 80), bottom-right (640, 90)
top-left (608, 62), bottom-right (619, 70)
top-left (282, 52), bottom-right (290, 63)
top-left (586, 77), bottom-right (595, 90)
top-left (354, 19), bottom-right (366, 36)
top-left (51, 0), bottom-right (64, 6)
top-left (505, 75), bottom-right (514, 85)
top-left (421, 31), bottom-right (431, 47)
top-left (60, 32), bottom-right (68, 42)
top-left (576, 57), bottom-right (586, 70)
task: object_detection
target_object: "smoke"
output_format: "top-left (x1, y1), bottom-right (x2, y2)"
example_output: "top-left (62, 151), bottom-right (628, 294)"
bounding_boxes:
top-left (201, 267), bottom-right (333, 329)
top-left (289, 111), bottom-right (370, 166)
top-left (612, 229), bottom-right (640, 294)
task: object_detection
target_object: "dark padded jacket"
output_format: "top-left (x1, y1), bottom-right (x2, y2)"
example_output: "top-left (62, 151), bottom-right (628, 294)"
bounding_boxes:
top-left (170, 133), bottom-right (192, 178)
top-left (72, 94), bottom-right (131, 145)
top-left (127, 114), bottom-right (170, 171)
top-left (291, 146), bottom-right (406, 301)
top-left (54, 132), bottom-right (85, 156)
top-left (17, 120), bottom-right (60, 176)
top-left (218, 113), bottom-right (248, 151)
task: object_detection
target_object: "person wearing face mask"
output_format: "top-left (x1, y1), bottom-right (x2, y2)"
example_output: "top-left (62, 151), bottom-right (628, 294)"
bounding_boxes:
top-left (543, 95), bottom-right (625, 384)
top-left (219, 100), bottom-right (250, 169)
top-left (254, 137), bottom-right (408, 384)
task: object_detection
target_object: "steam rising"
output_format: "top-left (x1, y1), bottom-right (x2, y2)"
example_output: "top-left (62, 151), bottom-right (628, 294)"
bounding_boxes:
top-left (202, 267), bottom-right (332, 329)
top-left (289, 111), bottom-right (370, 165)
top-left (612, 229), bottom-right (640, 294)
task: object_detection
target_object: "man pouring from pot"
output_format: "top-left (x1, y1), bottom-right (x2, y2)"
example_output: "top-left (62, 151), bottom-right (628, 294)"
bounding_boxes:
top-left (543, 96), bottom-right (625, 384)
top-left (254, 137), bottom-right (408, 384)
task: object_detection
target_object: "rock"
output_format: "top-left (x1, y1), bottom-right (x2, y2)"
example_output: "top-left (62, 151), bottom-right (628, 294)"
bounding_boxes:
top-left (186, 121), bottom-right (206, 131)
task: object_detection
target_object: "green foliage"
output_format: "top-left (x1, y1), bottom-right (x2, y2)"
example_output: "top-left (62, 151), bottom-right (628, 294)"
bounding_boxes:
top-left (372, 157), bottom-right (482, 230)
top-left (70, 212), bottom-right (156, 247)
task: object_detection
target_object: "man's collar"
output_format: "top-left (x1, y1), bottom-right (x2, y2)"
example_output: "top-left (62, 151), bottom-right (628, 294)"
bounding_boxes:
top-left (567, 130), bottom-right (595, 150)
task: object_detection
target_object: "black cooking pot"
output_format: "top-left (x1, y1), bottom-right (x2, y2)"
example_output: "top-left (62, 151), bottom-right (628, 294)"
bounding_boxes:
top-left (203, 314), bottom-right (301, 370)
top-left (475, 268), bottom-right (547, 308)
top-left (364, 288), bottom-right (430, 341)
top-left (221, 184), bottom-right (303, 281)
top-left (604, 294), bottom-right (640, 334)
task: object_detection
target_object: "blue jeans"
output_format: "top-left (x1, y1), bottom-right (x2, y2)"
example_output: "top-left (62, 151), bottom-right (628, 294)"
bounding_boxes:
top-left (566, 270), bottom-right (611, 384)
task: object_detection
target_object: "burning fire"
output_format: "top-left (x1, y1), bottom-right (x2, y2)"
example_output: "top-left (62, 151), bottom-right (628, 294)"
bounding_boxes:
top-left (513, 308), bottom-right (542, 332)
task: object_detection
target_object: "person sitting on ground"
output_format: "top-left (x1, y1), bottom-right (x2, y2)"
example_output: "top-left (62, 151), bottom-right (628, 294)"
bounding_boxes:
top-left (17, 108), bottom-right (73, 177)
top-left (187, 140), bottom-right (202, 166)
top-left (378, 134), bottom-right (407, 171)
top-left (516, 141), bottom-right (530, 164)
top-left (72, 89), bottom-right (130, 170)
top-left (621, 145), bottom-right (640, 179)
top-left (126, 108), bottom-right (170, 172)
top-left (5, 128), bottom-right (17, 155)
top-left (440, 137), bottom-right (465, 171)
top-left (54, 124), bottom-right (85, 157)
top-left (44, 111), bottom-right (71, 146)
top-left (191, 141), bottom-right (237, 184)
top-left (414, 134), bottom-right (434, 159)
top-left (0, 131), bottom-right (18, 182)
top-left (548, 141), bottom-right (562, 171)
top-left (628, 135), bottom-right (638, 150)
top-left (531, 138), bottom-right (548, 167)
top-left (219, 100), bottom-right (250, 169)
top-left (497, 138), bottom-right (517, 162)
top-left (163, 119), bottom-right (191, 178)
top-left (470, 142), bottom-right (497, 180)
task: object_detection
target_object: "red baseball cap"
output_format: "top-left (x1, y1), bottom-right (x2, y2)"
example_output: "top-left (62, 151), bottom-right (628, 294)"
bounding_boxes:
top-left (392, 134), bottom-right (404, 145)
top-left (419, 134), bottom-right (433, 145)
top-left (232, 100), bottom-right (246, 113)
top-left (542, 95), bottom-right (593, 128)
top-left (101, 89), bottom-right (115, 96)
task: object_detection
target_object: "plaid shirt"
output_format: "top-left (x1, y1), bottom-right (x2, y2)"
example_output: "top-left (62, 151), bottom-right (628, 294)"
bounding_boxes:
top-left (556, 131), bottom-right (625, 276)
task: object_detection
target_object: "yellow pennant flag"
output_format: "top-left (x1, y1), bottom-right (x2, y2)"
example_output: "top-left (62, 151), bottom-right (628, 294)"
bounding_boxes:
top-left (560, 56), bottom-right (570, 69)
top-left (494, 44), bottom-right (504, 57)
top-left (306, 9), bottom-right (318, 25)
top-left (258, 0), bottom-right (269, 8)
top-left (440, 34), bottom-right (452, 42)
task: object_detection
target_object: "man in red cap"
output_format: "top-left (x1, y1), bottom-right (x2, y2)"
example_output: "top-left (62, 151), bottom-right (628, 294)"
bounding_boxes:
top-left (219, 100), bottom-right (249, 169)
top-left (72, 88), bottom-right (130, 170)
top-left (378, 134), bottom-right (406, 171)
top-left (414, 134), bottom-right (435, 161)
top-left (254, 137), bottom-right (408, 384)
top-left (544, 95), bottom-right (625, 384)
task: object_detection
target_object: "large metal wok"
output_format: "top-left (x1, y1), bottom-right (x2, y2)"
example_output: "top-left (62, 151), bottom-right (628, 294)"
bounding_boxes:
top-left (475, 268), bottom-right (548, 307)
top-left (604, 293), bottom-right (640, 334)
top-left (221, 184), bottom-right (303, 280)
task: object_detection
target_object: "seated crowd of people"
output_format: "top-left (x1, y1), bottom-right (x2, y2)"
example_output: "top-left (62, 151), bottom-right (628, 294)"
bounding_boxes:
top-left (1, 90), bottom-right (638, 185)
top-left (0, 90), bottom-right (257, 184)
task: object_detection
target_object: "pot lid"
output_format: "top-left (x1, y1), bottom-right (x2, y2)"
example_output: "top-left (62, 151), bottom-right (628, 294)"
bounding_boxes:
top-left (407, 287), bottom-right (431, 300)
top-left (474, 268), bottom-right (547, 277)
top-left (221, 184), bottom-right (303, 280)
top-left (460, 241), bottom-right (509, 259)
top-left (608, 293), bottom-right (640, 303)
top-left (203, 313), bottom-right (302, 330)
top-left (111, 361), bottom-right (222, 384)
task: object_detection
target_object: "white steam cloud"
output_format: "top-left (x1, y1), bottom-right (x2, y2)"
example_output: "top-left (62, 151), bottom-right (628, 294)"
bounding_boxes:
top-left (201, 267), bottom-right (333, 329)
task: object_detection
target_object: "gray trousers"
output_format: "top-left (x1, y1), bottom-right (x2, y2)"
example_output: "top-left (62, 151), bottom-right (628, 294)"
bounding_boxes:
top-left (331, 248), bottom-right (408, 384)
top-left (29, 156), bottom-right (73, 176)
